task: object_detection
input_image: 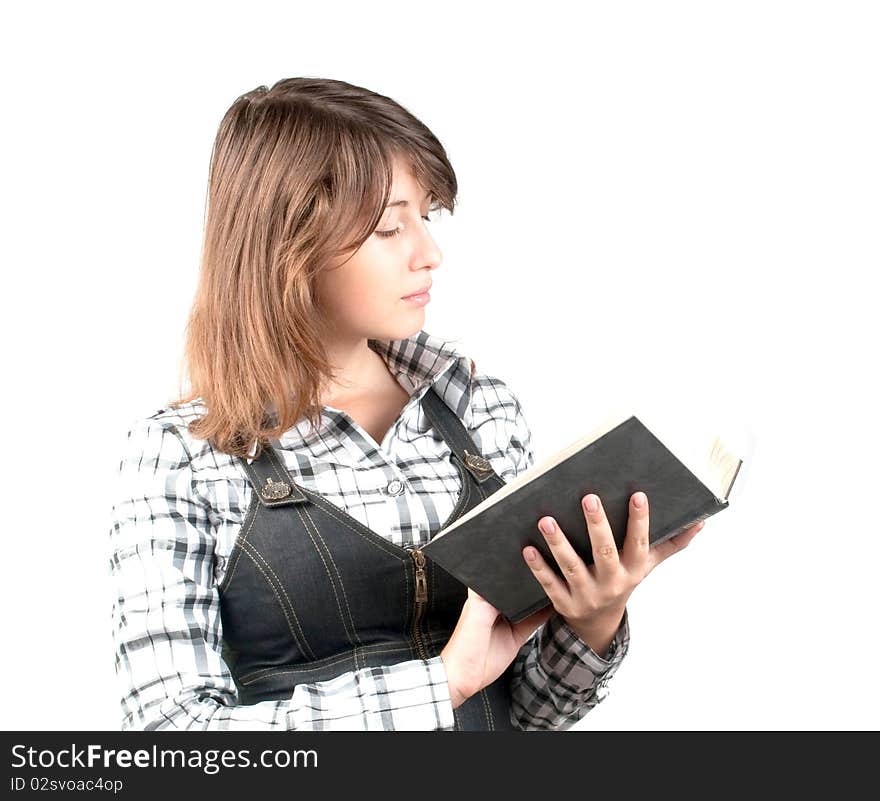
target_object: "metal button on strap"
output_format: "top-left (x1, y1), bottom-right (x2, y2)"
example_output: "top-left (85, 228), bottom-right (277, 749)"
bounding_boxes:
top-left (386, 479), bottom-right (405, 496)
top-left (463, 449), bottom-right (493, 478)
top-left (260, 477), bottom-right (292, 501)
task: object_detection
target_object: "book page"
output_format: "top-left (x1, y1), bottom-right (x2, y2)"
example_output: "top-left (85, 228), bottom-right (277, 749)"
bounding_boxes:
top-left (635, 407), bottom-right (746, 502)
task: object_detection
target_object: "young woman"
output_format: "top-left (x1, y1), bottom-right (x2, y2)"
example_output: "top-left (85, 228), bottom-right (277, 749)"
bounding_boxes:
top-left (109, 77), bottom-right (705, 731)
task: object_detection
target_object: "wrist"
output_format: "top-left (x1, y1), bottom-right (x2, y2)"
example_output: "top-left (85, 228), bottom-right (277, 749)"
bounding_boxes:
top-left (439, 651), bottom-right (467, 709)
top-left (448, 685), bottom-right (466, 710)
top-left (567, 607), bottom-right (625, 658)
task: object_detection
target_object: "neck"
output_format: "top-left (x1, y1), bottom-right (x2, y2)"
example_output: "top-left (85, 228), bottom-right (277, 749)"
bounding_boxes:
top-left (319, 336), bottom-right (390, 406)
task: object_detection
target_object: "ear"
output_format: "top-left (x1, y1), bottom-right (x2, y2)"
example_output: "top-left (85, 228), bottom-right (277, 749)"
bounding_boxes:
top-left (469, 358), bottom-right (476, 378)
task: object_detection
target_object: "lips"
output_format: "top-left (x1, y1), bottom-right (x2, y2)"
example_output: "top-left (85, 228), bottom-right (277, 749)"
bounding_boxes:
top-left (402, 284), bottom-right (432, 298)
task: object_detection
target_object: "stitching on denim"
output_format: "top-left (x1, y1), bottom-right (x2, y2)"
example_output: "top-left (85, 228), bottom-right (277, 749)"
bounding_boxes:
top-left (300, 492), bottom-right (406, 558)
top-left (479, 688), bottom-right (495, 730)
top-left (218, 493), bottom-right (262, 593)
top-left (240, 457), bottom-right (265, 489)
top-left (295, 503), bottom-right (364, 649)
top-left (301, 502), bottom-right (363, 646)
top-left (425, 407), bottom-right (466, 463)
top-left (440, 456), bottom-right (469, 529)
top-left (421, 391), bottom-right (463, 458)
top-left (238, 643), bottom-right (424, 684)
top-left (254, 446), bottom-right (404, 561)
top-left (483, 474), bottom-right (506, 502)
top-left (264, 446), bottom-right (291, 484)
top-left (452, 457), bottom-right (472, 519)
top-left (236, 538), bottom-right (316, 661)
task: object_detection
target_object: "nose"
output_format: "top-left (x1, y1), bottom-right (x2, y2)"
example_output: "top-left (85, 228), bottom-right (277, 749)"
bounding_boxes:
top-left (411, 221), bottom-right (442, 272)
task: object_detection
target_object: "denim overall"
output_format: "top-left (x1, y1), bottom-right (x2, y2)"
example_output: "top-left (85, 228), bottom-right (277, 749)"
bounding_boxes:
top-left (217, 385), bottom-right (517, 730)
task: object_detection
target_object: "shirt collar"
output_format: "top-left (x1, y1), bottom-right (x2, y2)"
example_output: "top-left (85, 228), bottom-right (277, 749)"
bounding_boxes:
top-left (367, 328), bottom-right (474, 420)
top-left (259, 329), bottom-right (474, 458)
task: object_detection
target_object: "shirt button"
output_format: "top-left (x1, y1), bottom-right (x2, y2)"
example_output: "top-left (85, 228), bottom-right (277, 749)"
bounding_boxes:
top-left (386, 479), bottom-right (405, 496)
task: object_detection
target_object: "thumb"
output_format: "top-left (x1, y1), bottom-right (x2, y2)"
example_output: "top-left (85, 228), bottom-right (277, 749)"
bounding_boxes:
top-left (510, 604), bottom-right (555, 647)
top-left (466, 588), bottom-right (502, 624)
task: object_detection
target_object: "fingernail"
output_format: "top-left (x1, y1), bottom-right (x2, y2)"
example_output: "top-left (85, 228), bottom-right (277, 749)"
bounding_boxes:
top-left (633, 492), bottom-right (646, 509)
top-left (540, 518), bottom-right (555, 535)
top-left (524, 548), bottom-right (537, 562)
top-left (584, 495), bottom-right (599, 513)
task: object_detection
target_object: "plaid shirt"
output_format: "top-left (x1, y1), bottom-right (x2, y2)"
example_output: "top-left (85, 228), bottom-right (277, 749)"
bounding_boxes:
top-left (109, 329), bottom-right (629, 730)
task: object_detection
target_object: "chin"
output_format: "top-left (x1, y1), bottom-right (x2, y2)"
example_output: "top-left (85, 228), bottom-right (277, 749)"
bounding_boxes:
top-left (375, 317), bottom-right (425, 342)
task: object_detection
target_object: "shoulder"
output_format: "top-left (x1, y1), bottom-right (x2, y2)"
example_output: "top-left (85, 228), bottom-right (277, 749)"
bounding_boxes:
top-left (466, 368), bottom-right (535, 480)
top-left (469, 369), bottom-right (530, 428)
top-left (118, 397), bottom-right (230, 475)
top-left (114, 399), bottom-right (252, 531)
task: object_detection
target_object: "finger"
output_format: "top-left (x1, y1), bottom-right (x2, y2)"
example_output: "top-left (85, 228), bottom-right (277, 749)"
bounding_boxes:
top-left (536, 516), bottom-right (592, 593)
top-left (648, 520), bottom-right (705, 570)
top-left (621, 491), bottom-right (650, 571)
top-left (522, 541), bottom-right (573, 609)
top-left (581, 493), bottom-right (621, 578)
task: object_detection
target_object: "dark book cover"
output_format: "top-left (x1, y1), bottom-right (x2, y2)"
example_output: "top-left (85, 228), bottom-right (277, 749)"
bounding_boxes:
top-left (422, 416), bottom-right (741, 623)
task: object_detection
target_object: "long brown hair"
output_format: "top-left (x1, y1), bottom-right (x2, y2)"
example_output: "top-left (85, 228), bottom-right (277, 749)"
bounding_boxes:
top-left (169, 77), bottom-right (458, 459)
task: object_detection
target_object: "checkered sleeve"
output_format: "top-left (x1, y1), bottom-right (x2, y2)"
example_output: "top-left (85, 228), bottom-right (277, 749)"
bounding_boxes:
top-left (474, 378), bottom-right (632, 730)
top-left (510, 609), bottom-right (630, 730)
top-left (109, 417), bottom-right (456, 731)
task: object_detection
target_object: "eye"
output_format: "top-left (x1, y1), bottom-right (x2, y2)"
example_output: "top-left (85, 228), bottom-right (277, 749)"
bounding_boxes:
top-left (375, 214), bottom-right (435, 238)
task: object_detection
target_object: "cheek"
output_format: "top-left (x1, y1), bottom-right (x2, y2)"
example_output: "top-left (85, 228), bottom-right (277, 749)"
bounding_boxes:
top-left (317, 243), bottom-right (398, 317)
top-left (324, 276), bottom-right (391, 321)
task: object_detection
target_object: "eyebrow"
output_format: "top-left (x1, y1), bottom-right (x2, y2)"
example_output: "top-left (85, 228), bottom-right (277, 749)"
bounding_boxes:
top-left (385, 190), bottom-right (433, 208)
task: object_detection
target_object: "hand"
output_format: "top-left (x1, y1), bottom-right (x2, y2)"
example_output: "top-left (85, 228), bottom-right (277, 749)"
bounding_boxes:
top-left (522, 492), bottom-right (706, 656)
top-left (440, 588), bottom-right (554, 708)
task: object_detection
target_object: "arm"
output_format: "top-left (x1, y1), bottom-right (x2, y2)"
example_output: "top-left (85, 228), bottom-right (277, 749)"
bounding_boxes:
top-left (109, 418), bottom-right (455, 731)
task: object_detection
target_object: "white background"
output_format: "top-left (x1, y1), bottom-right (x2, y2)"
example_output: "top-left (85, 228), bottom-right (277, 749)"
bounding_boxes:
top-left (1, 0), bottom-right (877, 730)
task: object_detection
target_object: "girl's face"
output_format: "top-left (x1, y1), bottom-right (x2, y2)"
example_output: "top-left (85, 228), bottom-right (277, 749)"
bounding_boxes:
top-left (316, 154), bottom-right (442, 342)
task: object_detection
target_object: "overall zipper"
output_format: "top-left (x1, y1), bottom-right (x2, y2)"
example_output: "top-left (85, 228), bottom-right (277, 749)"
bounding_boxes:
top-left (409, 548), bottom-right (429, 659)
top-left (283, 456), bottom-right (474, 661)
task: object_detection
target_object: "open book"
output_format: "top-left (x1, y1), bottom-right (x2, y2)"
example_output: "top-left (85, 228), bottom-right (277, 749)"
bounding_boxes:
top-left (422, 410), bottom-right (749, 623)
